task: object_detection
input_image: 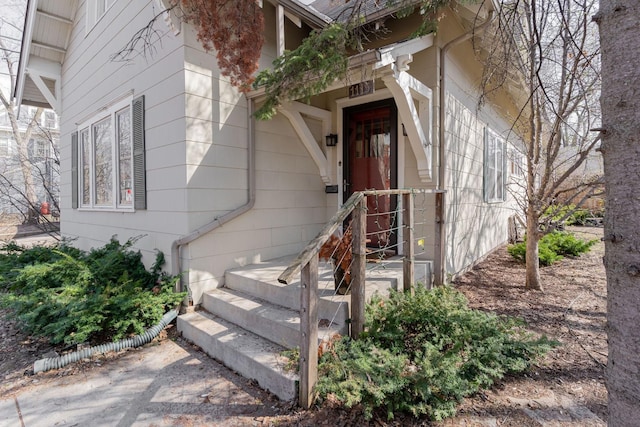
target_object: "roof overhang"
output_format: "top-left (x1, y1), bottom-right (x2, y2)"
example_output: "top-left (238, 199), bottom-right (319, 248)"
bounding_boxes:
top-left (13, 0), bottom-right (76, 115)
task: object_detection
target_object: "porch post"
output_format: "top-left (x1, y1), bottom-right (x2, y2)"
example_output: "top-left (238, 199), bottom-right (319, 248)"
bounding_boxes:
top-left (351, 196), bottom-right (367, 339)
top-left (402, 192), bottom-right (414, 292)
top-left (433, 191), bottom-right (445, 286)
top-left (299, 255), bottom-right (318, 408)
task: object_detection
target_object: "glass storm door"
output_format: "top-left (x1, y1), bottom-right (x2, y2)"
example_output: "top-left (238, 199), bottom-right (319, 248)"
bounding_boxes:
top-left (344, 100), bottom-right (398, 249)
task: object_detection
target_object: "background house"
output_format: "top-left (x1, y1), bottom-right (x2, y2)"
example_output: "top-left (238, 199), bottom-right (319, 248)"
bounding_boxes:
top-left (0, 104), bottom-right (59, 222)
top-left (0, 0), bottom-right (59, 225)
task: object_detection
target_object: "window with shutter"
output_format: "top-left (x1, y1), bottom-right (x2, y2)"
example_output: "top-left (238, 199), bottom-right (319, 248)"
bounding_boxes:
top-left (73, 95), bottom-right (145, 211)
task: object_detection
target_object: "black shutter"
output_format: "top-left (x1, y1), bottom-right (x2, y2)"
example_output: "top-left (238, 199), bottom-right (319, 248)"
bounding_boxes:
top-left (483, 128), bottom-right (490, 202)
top-left (71, 131), bottom-right (78, 209)
top-left (502, 140), bottom-right (508, 201)
top-left (132, 95), bottom-right (146, 210)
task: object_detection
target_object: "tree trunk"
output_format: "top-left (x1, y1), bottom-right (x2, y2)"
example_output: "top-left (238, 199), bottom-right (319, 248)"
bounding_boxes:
top-left (596, 2), bottom-right (640, 425)
top-left (525, 204), bottom-right (542, 291)
top-left (7, 106), bottom-right (42, 223)
top-left (17, 135), bottom-right (38, 222)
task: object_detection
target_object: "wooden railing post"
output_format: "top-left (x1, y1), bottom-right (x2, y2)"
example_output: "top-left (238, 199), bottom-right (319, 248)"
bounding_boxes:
top-left (299, 255), bottom-right (318, 409)
top-left (402, 192), bottom-right (414, 292)
top-left (350, 196), bottom-right (367, 339)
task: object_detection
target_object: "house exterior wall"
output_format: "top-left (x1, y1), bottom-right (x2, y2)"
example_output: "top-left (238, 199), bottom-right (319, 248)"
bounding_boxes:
top-left (55, 1), bottom-right (330, 304)
top-left (441, 40), bottom-right (520, 275)
top-left (180, 3), bottom-right (329, 303)
top-left (59, 1), bottom-right (188, 262)
top-left (0, 106), bottom-right (59, 217)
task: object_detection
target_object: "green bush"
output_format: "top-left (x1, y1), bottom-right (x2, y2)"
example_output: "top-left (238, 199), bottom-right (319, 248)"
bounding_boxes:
top-left (544, 230), bottom-right (596, 256)
top-left (542, 204), bottom-right (594, 227)
top-left (566, 209), bottom-right (591, 226)
top-left (0, 240), bottom-right (82, 290)
top-left (508, 239), bottom-right (563, 266)
top-left (316, 286), bottom-right (556, 421)
top-left (508, 231), bottom-right (596, 266)
top-left (0, 237), bottom-right (185, 345)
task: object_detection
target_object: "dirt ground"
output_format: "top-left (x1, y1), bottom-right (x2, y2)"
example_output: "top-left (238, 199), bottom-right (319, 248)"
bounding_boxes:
top-left (0, 226), bottom-right (607, 426)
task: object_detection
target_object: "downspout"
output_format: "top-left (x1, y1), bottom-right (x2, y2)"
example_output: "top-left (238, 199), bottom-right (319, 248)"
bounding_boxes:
top-left (171, 97), bottom-right (256, 300)
top-left (435, 8), bottom-right (495, 283)
top-left (438, 9), bottom-right (495, 188)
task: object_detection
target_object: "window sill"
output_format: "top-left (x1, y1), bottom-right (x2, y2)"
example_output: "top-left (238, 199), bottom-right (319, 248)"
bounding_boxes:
top-left (77, 207), bottom-right (135, 213)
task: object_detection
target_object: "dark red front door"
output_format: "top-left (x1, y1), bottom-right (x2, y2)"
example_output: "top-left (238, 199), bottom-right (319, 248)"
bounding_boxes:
top-left (344, 100), bottom-right (397, 249)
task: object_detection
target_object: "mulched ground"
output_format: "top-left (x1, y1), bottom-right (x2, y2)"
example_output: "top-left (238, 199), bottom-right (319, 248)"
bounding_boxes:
top-left (0, 227), bottom-right (607, 426)
top-left (443, 226), bottom-right (607, 425)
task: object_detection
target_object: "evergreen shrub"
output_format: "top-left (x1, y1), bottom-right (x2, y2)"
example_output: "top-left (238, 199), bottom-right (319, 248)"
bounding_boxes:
top-left (0, 237), bottom-right (184, 345)
top-left (315, 285), bottom-right (556, 420)
top-left (508, 231), bottom-right (596, 266)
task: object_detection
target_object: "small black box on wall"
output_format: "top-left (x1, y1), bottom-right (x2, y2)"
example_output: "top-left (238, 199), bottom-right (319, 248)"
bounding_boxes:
top-left (325, 185), bottom-right (339, 194)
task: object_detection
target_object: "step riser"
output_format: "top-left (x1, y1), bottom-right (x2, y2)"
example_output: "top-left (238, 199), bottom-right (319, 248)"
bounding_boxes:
top-left (202, 292), bottom-right (300, 349)
top-left (225, 272), bottom-right (350, 326)
top-left (178, 313), bottom-right (297, 401)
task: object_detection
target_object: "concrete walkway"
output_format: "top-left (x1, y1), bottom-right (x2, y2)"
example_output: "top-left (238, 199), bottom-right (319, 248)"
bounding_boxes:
top-left (0, 338), bottom-right (283, 427)
top-left (0, 222), bottom-right (59, 242)
top-left (0, 336), bottom-right (607, 427)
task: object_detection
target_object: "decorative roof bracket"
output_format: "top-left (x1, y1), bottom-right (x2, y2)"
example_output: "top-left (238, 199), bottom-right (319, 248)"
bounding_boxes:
top-left (279, 102), bottom-right (332, 185)
top-left (382, 61), bottom-right (434, 183)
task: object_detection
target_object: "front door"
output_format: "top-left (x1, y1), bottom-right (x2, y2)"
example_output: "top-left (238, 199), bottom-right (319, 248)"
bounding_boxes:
top-left (344, 99), bottom-right (398, 250)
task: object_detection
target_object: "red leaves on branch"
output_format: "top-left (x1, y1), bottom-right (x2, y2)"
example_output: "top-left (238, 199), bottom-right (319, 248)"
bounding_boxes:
top-left (180, 0), bottom-right (264, 92)
top-left (319, 225), bottom-right (353, 288)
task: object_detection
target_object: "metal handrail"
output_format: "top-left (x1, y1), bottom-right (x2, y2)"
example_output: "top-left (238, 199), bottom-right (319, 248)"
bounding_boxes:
top-left (278, 191), bottom-right (364, 284)
top-left (278, 188), bottom-right (444, 285)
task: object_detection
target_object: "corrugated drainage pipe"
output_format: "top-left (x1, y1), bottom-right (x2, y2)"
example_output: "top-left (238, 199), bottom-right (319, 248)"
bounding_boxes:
top-left (33, 309), bottom-right (178, 374)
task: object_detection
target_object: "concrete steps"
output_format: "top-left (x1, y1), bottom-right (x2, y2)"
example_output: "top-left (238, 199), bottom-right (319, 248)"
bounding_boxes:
top-left (178, 255), bottom-right (417, 402)
top-left (177, 310), bottom-right (297, 401)
top-left (201, 288), bottom-right (345, 349)
top-left (224, 258), bottom-right (353, 327)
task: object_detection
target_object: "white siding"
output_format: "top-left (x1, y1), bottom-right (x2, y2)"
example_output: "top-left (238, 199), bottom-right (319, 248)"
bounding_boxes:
top-left (442, 58), bottom-right (517, 275)
top-left (60, 0), bottom-right (188, 263)
top-left (186, 110), bottom-right (327, 303)
top-left (179, 13), bottom-right (327, 303)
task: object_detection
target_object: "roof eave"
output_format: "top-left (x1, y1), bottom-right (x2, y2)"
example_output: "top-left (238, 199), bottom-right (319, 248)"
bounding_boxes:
top-left (13, 0), bottom-right (38, 109)
top-left (278, 0), bottom-right (332, 28)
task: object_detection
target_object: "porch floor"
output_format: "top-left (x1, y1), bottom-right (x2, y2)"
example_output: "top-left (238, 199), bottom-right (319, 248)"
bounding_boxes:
top-left (226, 254), bottom-right (431, 304)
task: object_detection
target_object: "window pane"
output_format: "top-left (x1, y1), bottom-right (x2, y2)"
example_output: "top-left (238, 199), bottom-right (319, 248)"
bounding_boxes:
top-left (116, 108), bottom-right (132, 206)
top-left (93, 118), bottom-right (112, 206)
top-left (81, 129), bottom-right (91, 205)
top-left (0, 138), bottom-right (8, 156)
top-left (495, 141), bottom-right (503, 200)
top-left (45, 111), bottom-right (56, 128)
top-left (487, 137), bottom-right (497, 200)
top-left (97, 0), bottom-right (107, 17)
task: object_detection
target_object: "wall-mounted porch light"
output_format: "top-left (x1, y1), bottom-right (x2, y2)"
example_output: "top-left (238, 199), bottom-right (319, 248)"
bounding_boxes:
top-left (325, 133), bottom-right (338, 147)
